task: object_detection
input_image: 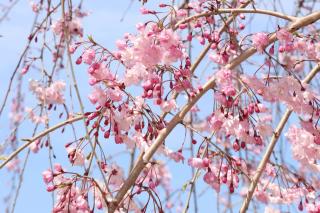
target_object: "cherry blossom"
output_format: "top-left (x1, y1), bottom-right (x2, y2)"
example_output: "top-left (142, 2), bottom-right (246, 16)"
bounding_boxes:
top-left (252, 32), bottom-right (269, 53)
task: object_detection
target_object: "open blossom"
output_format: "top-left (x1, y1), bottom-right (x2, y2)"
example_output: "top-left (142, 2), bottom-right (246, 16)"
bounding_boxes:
top-left (53, 185), bottom-right (91, 212)
top-left (286, 125), bottom-right (320, 171)
top-left (6, 158), bottom-right (20, 172)
top-left (66, 147), bottom-right (85, 166)
top-left (256, 123), bottom-right (273, 137)
top-left (252, 32), bottom-right (269, 53)
top-left (42, 169), bottom-right (54, 184)
top-left (168, 150), bottom-right (184, 163)
top-left (29, 139), bottom-right (41, 153)
top-left (107, 164), bottom-right (125, 189)
top-left (29, 80), bottom-right (66, 105)
top-left (108, 87), bottom-right (123, 102)
top-left (88, 63), bottom-right (115, 85)
top-left (241, 75), bottom-right (315, 115)
top-left (88, 86), bottom-right (107, 107)
top-left (188, 157), bottom-right (210, 168)
top-left (124, 63), bottom-right (148, 86)
top-left (117, 25), bottom-right (184, 72)
top-left (161, 99), bottom-right (177, 112)
top-left (30, 1), bottom-right (40, 12)
top-left (25, 107), bottom-right (48, 124)
top-left (215, 68), bottom-right (236, 97)
top-left (209, 52), bottom-right (229, 65)
top-left (255, 179), bottom-right (308, 205)
top-left (82, 49), bottom-right (95, 65)
top-left (51, 17), bottom-right (83, 37)
top-left (276, 28), bottom-right (293, 43)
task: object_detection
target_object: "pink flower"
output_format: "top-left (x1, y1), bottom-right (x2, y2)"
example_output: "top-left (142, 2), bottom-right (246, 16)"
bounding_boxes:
top-left (188, 157), bottom-right (210, 168)
top-left (42, 169), bottom-right (54, 184)
top-left (88, 63), bottom-right (115, 85)
top-left (124, 63), bottom-right (148, 86)
top-left (54, 164), bottom-right (63, 173)
top-left (29, 80), bottom-right (66, 105)
top-left (25, 107), bottom-right (48, 124)
top-left (108, 87), bottom-right (123, 102)
top-left (82, 49), bottom-right (95, 65)
top-left (6, 158), bottom-right (20, 172)
top-left (256, 123), bottom-right (273, 138)
top-left (161, 99), bottom-right (177, 112)
top-left (140, 7), bottom-right (150, 15)
top-left (168, 151), bottom-right (184, 163)
top-left (286, 125), bottom-right (320, 172)
top-left (255, 189), bottom-right (269, 204)
top-left (30, 1), bottom-right (40, 13)
top-left (29, 139), bottom-right (40, 153)
top-left (51, 18), bottom-right (83, 37)
top-left (66, 147), bottom-right (85, 166)
top-left (210, 114), bottom-right (224, 131)
top-left (176, 9), bottom-right (187, 17)
top-left (75, 195), bottom-right (89, 211)
top-left (88, 87), bottom-right (107, 107)
top-left (203, 171), bottom-right (217, 184)
top-left (46, 185), bottom-right (56, 192)
top-left (209, 53), bottom-right (228, 65)
top-left (252, 32), bottom-right (269, 53)
top-left (116, 39), bottom-right (127, 50)
top-left (276, 28), bottom-right (292, 42)
top-left (118, 26), bottom-right (183, 69)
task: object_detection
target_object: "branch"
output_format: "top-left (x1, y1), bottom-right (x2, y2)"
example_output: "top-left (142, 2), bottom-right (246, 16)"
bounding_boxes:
top-left (240, 63), bottom-right (320, 213)
top-left (0, 114), bottom-right (84, 170)
top-left (108, 9), bottom-right (320, 213)
top-left (175, 8), bottom-right (297, 29)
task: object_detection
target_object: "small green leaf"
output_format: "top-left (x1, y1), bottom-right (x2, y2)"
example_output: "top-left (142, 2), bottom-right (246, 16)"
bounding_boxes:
top-left (182, 182), bottom-right (188, 191)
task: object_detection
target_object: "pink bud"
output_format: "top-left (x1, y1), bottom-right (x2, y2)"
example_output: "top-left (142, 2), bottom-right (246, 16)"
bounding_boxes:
top-left (46, 185), bottom-right (56, 192)
top-left (76, 56), bottom-right (82, 65)
top-left (21, 65), bottom-right (30, 75)
top-left (298, 201), bottom-right (303, 211)
top-left (115, 135), bottom-right (123, 144)
top-left (233, 141), bottom-right (240, 152)
top-left (69, 45), bottom-right (76, 54)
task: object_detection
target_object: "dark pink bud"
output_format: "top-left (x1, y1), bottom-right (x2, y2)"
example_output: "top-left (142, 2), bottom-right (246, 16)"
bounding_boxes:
top-left (76, 56), bottom-right (82, 65)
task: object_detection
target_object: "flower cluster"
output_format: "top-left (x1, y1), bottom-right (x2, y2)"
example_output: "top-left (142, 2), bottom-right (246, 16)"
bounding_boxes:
top-left (29, 80), bottom-right (66, 105)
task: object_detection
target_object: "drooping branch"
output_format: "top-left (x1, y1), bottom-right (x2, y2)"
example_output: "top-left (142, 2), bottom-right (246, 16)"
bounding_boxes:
top-left (108, 10), bottom-right (320, 213)
top-left (0, 114), bottom-right (84, 170)
top-left (239, 63), bottom-right (320, 213)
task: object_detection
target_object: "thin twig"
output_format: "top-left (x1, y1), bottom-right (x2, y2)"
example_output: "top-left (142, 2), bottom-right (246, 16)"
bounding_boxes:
top-left (175, 8), bottom-right (297, 29)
